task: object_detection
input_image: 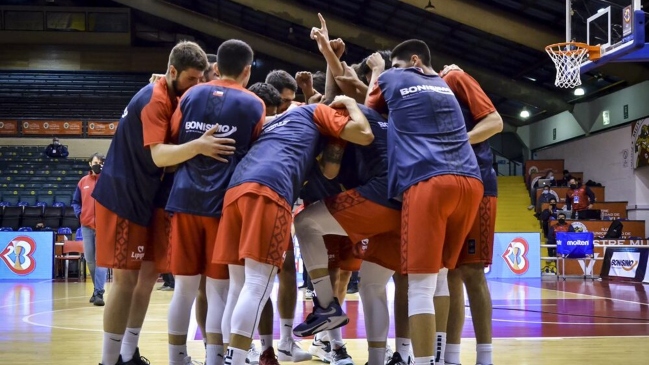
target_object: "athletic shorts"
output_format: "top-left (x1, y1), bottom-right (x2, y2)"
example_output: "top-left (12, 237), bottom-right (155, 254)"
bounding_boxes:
top-left (353, 231), bottom-right (401, 272)
top-left (213, 183), bottom-right (292, 268)
top-left (170, 212), bottom-right (229, 279)
top-left (324, 234), bottom-right (362, 272)
top-left (457, 196), bottom-right (497, 267)
top-left (324, 189), bottom-right (401, 244)
top-left (95, 203), bottom-right (170, 271)
top-left (400, 175), bottom-right (483, 274)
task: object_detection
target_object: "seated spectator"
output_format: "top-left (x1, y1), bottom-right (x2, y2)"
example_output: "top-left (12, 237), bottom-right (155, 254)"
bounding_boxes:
top-left (566, 178), bottom-right (595, 219)
top-left (546, 212), bottom-right (574, 257)
top-left (537, 185), bottom-right (559, 210)
top-left (540, 198), bottom-right (562, 237)
top-left (529, 170), bottom-right (556, 210)
top-left (44, 137), bottom-right (69, 158)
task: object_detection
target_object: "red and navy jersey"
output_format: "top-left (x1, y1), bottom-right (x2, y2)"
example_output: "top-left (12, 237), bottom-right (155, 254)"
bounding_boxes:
top-left (351, 105), bottom-right (401, 210)
top-left (443, 71), bottom-right (498, 197)
top-left (92, 78), bottom-right (176, 226)
top-left (366, 67), bottom-right (481, 198)
top-left (228, 104), bottom-right (350, 206)
top-left (165, 80), bottom-right (266, 217)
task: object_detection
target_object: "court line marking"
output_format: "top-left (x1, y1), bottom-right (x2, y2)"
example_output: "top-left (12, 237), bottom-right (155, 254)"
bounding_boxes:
top-left (0, 295), bottom-right (88, 309)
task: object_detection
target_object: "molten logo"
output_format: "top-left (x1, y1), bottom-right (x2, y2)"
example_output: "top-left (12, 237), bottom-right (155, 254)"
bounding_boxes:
top-left (501, 237), bottom-right (529, 275)
top-left (1, 236), bottom-right (37, 275)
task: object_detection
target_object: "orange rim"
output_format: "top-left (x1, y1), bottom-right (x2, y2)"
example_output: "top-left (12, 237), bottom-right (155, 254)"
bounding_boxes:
top-left (545, 42), bottom-right (601, 61)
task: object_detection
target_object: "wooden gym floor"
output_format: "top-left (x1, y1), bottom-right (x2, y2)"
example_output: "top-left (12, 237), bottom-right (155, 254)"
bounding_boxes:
top-left (1, 278), bottom-right (648, 364)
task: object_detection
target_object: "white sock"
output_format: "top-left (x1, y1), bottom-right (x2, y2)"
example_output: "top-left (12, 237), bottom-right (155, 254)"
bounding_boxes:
top-left (206, 344), bottom-right (224, 365)
top-left (476, 343), bottom-right (493, 365)
top-left (312, 275), bottom-right (335, 309)
top-left (396, 337), bottom-right (411, 358)
top-left (260, 334), bottom-right (273, 352)
top-left (225, 347), bottom-right (247, 365)
top-left (279, 318), bottom-right (293, 342)
top-left (414, 356), bottom-right (434, 365)
top-left (445, 343), bottom-right (461, 364)
top-left (368, 347), bottom-right (385, 365)
top-left (169, 344), bottom-right (188, 365)
top-left (120, 327), bottom-right (141, 362)
top-left (328, 328), bottom-right (343, 347)
top-left (435, 332), bottom-right (446, 365)
top-left (101, 332), bottom-right (123, 365)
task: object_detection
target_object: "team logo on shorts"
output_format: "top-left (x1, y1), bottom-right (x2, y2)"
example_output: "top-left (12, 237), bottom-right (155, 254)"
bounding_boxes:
top-left (1, 236), bottom-right (37, 275)
top-left (501, 237), bottom-right (529, 275)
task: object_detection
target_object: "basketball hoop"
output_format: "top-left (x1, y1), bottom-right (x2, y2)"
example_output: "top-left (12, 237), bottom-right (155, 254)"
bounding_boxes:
top-left (545, 42), bottom-right (601, 88)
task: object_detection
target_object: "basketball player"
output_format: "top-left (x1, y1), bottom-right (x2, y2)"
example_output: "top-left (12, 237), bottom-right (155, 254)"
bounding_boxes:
top-left (265, 69), bottom-right (298, 113)
top-left (245, 81), bottom-right (313, 364)
top-left (292, 105), bottom-right (407, 365)
top-left (204, 53), bottom-right (220, 82)
top-left (365, 39), bottom-right (483, 365)
top-left (212, 96), bottom-right (373, 365)
top-left (165, 39), bottom-right (265, 365)
top-left (93, 41), bottom-right (233, 365)
top-left (441, 69), bottom-right (503, 365)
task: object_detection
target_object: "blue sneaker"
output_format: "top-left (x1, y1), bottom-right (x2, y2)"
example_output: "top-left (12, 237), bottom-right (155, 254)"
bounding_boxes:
top-left (293, 296), bottom-right (349, 337)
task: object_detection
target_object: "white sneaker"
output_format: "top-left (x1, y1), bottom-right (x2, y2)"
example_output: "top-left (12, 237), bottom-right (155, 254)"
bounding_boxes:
top-left (246, 343), bottom-right (261, 365)
top-left (182, 356), bottom-right (204, 365)
top-left (330, 343), bottom-right (354, 365)
top-left (305, 289), bottom-right (314, 300)
top-left (277, 338), bottom-right (312, 362)
top-left (308, 337), bottom-right (333, 363)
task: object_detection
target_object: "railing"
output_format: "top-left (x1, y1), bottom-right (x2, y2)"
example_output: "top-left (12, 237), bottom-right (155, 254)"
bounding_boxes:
top-left (492, 150), bottom-right (523, 176)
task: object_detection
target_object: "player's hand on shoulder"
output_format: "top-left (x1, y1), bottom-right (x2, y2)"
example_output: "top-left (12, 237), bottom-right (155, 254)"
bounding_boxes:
top-left (149, 73), bottom-right (164, 83)
top-left (329, 95), bottom-right (355, 108)
top-left (198, 124), bottom-right (236, 163)
top-left (440, 64), bottom-right (463, 77)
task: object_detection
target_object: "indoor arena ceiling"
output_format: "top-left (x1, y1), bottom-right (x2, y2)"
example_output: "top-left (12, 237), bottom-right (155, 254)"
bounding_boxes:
top-left (35, 0), bottom-right (649, 127)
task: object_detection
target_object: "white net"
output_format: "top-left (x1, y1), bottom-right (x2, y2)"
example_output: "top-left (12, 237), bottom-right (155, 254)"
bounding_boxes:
top-left (545, 43), bottom-right (591, 88)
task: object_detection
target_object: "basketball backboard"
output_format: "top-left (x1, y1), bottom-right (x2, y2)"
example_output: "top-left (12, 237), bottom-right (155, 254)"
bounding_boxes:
top-left (567, 0), bottom-right (647, 73)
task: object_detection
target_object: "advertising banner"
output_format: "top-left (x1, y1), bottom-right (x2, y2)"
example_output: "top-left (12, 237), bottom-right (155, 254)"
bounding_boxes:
top-left (22, 120), bottom-right (83, 135)
top-left (486, 233), bottom-right (541, 279)
top-left (0, 232), bottom-right (54, 280)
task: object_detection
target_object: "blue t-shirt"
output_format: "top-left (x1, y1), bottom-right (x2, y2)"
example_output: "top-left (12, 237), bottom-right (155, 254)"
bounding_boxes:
top-left (93, 81), bottom-right (171, 226)
top-left (165, 80), bottom-right (265, 217)
top-left (351, 105), bottom-right (401, 210)
top-left (228, 104), bottom-right (351, 206)
top-left (370, 68), bottom-right (482, 197)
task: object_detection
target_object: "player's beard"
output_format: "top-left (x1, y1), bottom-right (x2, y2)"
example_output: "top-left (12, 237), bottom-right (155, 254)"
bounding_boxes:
top-left (171, 78), bottom-right (187, 97)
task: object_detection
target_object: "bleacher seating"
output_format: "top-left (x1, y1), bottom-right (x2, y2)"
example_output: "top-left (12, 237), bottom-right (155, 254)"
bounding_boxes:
top-left (0, 145), bottom-right (82, 230)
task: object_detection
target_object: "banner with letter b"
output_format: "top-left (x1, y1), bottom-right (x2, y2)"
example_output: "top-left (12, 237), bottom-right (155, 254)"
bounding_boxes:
top-left (556, 232), bottom-right (594, 258)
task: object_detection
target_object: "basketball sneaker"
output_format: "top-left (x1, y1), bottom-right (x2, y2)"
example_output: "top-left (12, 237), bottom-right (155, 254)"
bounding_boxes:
top-left (246, 343), bottom-right (261, 365)
top-left (330, 343), bottom-right (354, 365)
top-left (308, 336), bottom-right (332, 363)
top-left (259, 347), bottom-right (280, 365)
top-left (122, 348), bottom-right (150, 365)
top-left (94, 290), bottom-right (105, 306)
top-left (386, 352), bottom-right (408, 365)
top-left (277, 338), bottom-right (312, 362)
top-left (293, 297), bottom-right (348, 337)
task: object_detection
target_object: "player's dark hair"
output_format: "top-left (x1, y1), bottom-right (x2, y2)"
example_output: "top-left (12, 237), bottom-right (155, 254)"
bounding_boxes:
top-left (88, 152), bottom-right (105, 164)
top-left (265, 69), bottom-right (298, 92)
top-left (216, 40), bottom-right (254, 78)
top-left (391, 39), bottom-right (432, 67)
top-left (312, 71), bottom-right (326, 95)
top-left (358, 50), bottom-right (392, 79)
top-left (206, 53), bottom-right (217, 64)
top-left (168, 40), bottom-right (209, 73)
top-left (248, 82), bottom-right (282, 108)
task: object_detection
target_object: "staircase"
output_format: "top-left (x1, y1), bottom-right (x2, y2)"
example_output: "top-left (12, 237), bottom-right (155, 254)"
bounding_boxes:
top-left (495, 176), bottom-right (541, 234)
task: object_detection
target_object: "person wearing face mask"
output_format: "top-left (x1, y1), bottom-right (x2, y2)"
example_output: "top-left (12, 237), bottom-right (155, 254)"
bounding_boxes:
top-left (540, 198), bottom-right (562, 240)
top-left (546, 213), bottom-right (574, 257)
top-left (44, 137), bottom-right (69, 158)
top-left (71, 152), bottom-right (107, 306)
top-left (537, 185), bottom-right (559, 212)
top-left (565, 178), bottom-right (595, 218)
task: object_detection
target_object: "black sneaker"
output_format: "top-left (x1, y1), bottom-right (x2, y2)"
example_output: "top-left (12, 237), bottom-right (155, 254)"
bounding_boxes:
top-left (387, 352), bottom-right (408, 365)
top-left (94, 290), bottom-right (105, 306)
top-left (90, 293), bottom-right (96, 303)
top-left (123, 348), bottom-right (150, 365)
top-left (99, 356), bottom-right (126, 365)
top-left (331, 344), bottom-right (354, 365)
top-left (346, 282), bottom-right (358, 294)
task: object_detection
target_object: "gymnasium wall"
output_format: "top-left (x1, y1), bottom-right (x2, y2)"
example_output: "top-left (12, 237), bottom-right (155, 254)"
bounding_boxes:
top-left (0, 137), bottom-right (111, 159)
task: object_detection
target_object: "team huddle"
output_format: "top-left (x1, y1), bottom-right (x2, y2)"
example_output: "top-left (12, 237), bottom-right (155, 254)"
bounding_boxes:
top-left (93, 13), bottom-right (503, 365)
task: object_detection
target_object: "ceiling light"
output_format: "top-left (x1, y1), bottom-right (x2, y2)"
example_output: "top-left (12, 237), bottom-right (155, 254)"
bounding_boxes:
top-left (574, 87), bottom-right (585, 96)
top-left (424, 0), bottom-right (435, 11)
top-left (520, 110), bottom-right (531, 119)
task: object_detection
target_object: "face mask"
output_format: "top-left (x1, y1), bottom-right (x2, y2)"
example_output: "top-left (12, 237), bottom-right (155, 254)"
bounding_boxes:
top-left (543, 190), bottom-right (550, 194)
top-left (558, 218), bottom-right (566, 224)
top-left (550, 203), bottom-right (556, 207)
top-left (91, 164), bottom-right (102, 174)
top-left (570, 184), bottom-right (577, 189)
